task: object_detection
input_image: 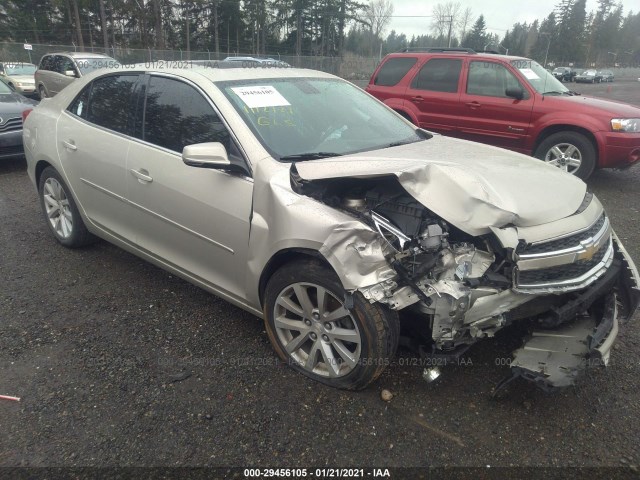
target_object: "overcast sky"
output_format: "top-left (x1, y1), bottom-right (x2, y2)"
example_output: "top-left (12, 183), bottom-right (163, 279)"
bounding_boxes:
top-left (387, 0), bottom-right (608, 39)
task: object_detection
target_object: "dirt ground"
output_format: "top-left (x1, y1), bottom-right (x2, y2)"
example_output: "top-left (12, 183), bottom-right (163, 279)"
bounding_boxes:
top-left (1, 78), bottom-right (639, 473)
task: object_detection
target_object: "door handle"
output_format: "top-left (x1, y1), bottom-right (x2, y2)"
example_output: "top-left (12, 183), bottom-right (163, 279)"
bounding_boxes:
top-left (411, 96), bottom-right (424, 103)
top-left (130, 168), bottom-right (153, 183)
top-left (62, 140), bottom-right (77, 151)
top-left (466, 101), bottom-right (481, 109)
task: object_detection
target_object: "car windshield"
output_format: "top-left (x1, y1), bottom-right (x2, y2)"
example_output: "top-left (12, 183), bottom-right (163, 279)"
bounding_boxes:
top-left (5, 64), bottom-right (36, 75)
top-left (583, 70), bottom-right (597, 76)
top-left (218, 77), bottom-right (424, 160)
top-left (0, 81), bottom-right (11, 94)
top-left (74, 57), bottom-right (119, 74)
top-left (511, 59), bottom-right (568, 94)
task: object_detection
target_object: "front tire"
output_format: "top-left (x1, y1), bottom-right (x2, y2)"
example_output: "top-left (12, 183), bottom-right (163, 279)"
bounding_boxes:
top-left (264, 260), bottom-right (399, 390)
top-left (534, 132), bottom-right (596, 179)
top-left (38, 167), bottom-right (96, 247)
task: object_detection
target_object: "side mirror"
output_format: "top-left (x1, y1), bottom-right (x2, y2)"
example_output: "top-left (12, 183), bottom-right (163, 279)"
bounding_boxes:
top-left (182, 142), bottom-right (231, 169)
top-left (64, 70), bottom-right (77, 77)
top-left (505, 87), bottom-right (525, 100)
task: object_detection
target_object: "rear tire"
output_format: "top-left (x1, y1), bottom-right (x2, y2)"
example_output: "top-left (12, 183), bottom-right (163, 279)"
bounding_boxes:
top-left (534, 132), bottom-right (596, 179)
top-left (264, 259), bottom-right (399, 390)
top-left (38, 167), bottom-right (96, 248)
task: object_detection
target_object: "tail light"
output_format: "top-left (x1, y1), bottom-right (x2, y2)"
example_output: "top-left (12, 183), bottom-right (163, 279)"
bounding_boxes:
top-left (22, 108), bottom-right (33, 123)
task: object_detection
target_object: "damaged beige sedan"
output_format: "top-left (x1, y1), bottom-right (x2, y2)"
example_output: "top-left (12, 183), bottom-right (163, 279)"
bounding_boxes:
top-left (23, 67), bottom-right (639, 392)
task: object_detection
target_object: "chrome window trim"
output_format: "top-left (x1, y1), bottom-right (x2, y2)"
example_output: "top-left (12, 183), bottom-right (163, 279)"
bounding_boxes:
top-left (146, 71), bottom-right (252, 175)
top-left (62, 72), bottom-right (254, 183)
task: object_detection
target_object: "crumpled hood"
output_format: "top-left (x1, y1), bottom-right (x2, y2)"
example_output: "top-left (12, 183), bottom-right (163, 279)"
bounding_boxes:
top-left (293, 135), bottom-right (587, 236)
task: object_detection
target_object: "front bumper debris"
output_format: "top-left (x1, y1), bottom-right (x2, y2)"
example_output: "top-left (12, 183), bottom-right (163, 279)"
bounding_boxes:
top-left (508, 293), bottom-right (618, 390)
top-left (498, 235), bottom-right (639, 393)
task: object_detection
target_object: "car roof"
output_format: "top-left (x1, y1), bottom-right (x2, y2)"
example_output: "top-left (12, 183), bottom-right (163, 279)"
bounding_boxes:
top-left (383, 50), bottom-right (529, 63)
top-left (44, 52), bottom-right (113, 58)
top-left (108, 64), bottom-right (336, 82)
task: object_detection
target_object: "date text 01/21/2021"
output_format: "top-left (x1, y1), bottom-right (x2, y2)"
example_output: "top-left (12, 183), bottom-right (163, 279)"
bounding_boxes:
top-left (243, 468), bottom-right (391, 478)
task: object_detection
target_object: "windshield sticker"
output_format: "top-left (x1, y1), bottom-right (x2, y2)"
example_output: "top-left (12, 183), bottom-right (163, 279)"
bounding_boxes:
top-left (231, 85), bottom-right (291, 109)
top-left (520, 68), bottom-right (540, 80)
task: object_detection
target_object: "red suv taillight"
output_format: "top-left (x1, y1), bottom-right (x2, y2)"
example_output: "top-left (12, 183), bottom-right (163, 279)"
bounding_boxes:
top-left (22, 109), bottom-right (33, 123)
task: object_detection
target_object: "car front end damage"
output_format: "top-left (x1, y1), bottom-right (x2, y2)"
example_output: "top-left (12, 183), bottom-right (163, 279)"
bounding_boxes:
top-left (288, 144), bottom-right (640, 391)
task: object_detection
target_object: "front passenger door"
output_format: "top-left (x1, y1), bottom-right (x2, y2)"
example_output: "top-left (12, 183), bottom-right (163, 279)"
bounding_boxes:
top-left (458, 60), bottom-right (534, 152)
top-left (126, 75), bottom-right (253, 299)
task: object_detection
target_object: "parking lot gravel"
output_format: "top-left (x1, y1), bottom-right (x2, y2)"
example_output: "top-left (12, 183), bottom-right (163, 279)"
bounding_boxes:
top-left (1, 80), bottom-right (639, 470)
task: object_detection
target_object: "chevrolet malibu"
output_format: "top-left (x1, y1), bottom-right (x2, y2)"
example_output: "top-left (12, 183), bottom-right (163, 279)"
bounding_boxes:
top-left (23, 67), bottom-right (639, 392)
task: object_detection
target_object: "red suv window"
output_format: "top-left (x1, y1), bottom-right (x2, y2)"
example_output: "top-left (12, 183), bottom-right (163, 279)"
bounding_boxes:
top-left (374, 57), bottom-right (417, 86)
top-left (411, 58), bottom-right (461, 93)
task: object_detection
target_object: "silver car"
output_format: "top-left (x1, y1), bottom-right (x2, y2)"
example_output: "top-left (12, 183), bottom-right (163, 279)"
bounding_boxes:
top-left (34, 52), bottom-right (118, 98)
top-left (23, 66), bottom-right (639, 392)
top-left (0, 62), bottom-right (37, 96)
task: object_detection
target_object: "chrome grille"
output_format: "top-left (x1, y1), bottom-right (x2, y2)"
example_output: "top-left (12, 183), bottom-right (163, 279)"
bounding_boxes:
top-left (515, 213), bottom-right (614, 293)
top-left (0, 117), bottom-right (22, 133)
top-left (518, 237), bottom-right (610, 285)
top-left (519, 214), bottom-right (606, 255)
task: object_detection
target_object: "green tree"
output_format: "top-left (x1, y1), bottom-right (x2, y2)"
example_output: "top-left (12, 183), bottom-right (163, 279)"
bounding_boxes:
top-left (462, 14), bottom-right (487, 51)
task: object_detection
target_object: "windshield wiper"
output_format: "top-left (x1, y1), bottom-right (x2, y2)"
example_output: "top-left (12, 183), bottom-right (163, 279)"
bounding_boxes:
top-left (279, 152), bottom-right (342, 161)
top-left (543, 90), bottom-right (574, 96)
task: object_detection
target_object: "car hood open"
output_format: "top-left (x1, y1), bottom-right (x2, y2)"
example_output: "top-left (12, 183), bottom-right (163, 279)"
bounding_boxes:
top-left (292, 135), bottom-right (587, 236)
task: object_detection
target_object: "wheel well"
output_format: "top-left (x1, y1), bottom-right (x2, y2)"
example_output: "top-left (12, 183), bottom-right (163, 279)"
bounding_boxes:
top-left (258, 248), bottom-right (332, 307)
top-left (35, 160), bottom-right (53, 186)
top-left (534, 125), bottom-right (599, 161)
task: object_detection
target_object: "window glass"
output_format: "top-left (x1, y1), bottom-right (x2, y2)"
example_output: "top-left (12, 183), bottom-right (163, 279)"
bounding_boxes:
top-left (87, 75), bottom-right (138, 134)
top-left (58, 56), bottom-right (76, 75)
top-left (374, 57), bottom-right (417, 86)
top-left (467, 61), bottom-right (523, 97)
top-left (412, 58), bottom-right (461, 93)
top-left (219, 78), bottom-right (424, 160)
top-left (39, 56), bottom-right (53, 71)
top-left (143, 76), bottom-right (230, 153)
top-left (67, 85), bottom-right (91, 118)
top-left (5, 63), bottom-right (36, 75)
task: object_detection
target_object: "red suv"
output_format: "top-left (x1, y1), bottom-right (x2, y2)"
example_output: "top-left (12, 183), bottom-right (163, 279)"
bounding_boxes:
top-left (366, 48), bottom-right (640, 179)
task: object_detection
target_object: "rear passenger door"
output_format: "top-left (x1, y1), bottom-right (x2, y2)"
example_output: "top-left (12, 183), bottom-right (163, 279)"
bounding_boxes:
top-left (403, 58), bottom-right (463, 133)
top-left (126, 74), bottom-right (253, 299)
top-left (57, 74), bottom-right (139, 239)
top-left (457, 60), bottom-right (534, 152)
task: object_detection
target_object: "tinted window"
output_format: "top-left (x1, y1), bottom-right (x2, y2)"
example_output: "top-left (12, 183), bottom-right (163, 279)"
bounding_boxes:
top-left (143, 76), bottom-right (230, 153)
top-left (374, 57), bottom-right (417, 86)
top-left (39, 55), bottom-right (53, 71)
top-left (467, 61), bottom-right (523, 97)
top-left (87, 75), bottom-right (138, 134)
top-left (57, 56), bottom-right (76, 75)
top-left (412, 58), bottom-right (461, 93)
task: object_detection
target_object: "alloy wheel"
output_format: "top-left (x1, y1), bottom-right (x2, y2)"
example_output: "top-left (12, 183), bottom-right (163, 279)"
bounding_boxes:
top-left (43, 177), bottom-right (73, 238)
top-left (273, 282), bottom-right (362, 378)
top-left (544, 142), bottom-right (582, 174)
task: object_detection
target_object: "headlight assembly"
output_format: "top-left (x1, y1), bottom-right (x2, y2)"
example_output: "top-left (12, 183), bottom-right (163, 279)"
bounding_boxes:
top-left (611, 118), bottom-right (640, 133)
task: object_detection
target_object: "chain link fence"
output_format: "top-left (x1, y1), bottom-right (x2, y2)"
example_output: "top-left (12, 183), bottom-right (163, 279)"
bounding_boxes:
top-left (0, 42), bottom-right (380, 80)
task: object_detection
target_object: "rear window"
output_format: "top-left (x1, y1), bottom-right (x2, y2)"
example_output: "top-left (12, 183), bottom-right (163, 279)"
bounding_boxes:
top-left (374, 57), bottom-right (417, 86)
